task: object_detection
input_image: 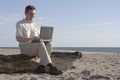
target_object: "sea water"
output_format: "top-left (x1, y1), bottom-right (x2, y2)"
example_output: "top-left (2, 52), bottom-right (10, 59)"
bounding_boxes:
top-left (53, 47), bottom-right (120, 54)
top-left (0, 47), bottom-right (120, 54)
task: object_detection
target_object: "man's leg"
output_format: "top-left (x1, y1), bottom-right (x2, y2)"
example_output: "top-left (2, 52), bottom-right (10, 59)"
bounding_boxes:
top-left (20, 42), bottom-right (62, 75)
top-left (20, 42), bottom-right (52, 65)
top-left (36, 41), bottom-right (63, 75)
top-left (19, 43), bottom-right (39, 57)
top-left (38, 41), bottom-right (52, 66)
top-left (44, 42), bottom-right (53, 55)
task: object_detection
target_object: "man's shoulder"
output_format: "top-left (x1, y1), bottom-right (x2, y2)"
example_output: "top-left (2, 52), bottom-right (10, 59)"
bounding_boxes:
top-left (16, 19), bottom-right (25, 24)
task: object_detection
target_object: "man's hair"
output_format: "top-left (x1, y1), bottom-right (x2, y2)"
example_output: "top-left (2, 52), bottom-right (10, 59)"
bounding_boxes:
top-left (25, 5), bottom-right (36, 14)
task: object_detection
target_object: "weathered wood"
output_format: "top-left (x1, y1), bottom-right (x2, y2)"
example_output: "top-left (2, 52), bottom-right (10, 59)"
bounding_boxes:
top-left (0, 51), bottom-right (82, 73)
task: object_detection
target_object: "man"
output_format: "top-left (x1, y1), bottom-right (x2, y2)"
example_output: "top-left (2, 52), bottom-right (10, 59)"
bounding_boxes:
top-left (16, 5), bottom-right (62, 75)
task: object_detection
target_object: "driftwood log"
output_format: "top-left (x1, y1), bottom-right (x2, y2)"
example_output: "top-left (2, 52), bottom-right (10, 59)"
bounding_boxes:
top-left (0, 50), bottom-right (82, 73)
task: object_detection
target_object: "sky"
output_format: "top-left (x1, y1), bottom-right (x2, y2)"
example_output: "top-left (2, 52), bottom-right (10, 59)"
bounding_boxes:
top-left (0, 0), bottom-right (120, 47)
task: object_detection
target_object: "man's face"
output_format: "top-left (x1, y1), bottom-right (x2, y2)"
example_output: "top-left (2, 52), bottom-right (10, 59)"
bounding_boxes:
top-left (25, 10), bottom-right (36, 21)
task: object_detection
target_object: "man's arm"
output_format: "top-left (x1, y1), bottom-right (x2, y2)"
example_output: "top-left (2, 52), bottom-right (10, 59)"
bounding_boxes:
top-left (16, 36), bottom-right (32, 42)
top-left (16, 36), bottom-right (40, 42)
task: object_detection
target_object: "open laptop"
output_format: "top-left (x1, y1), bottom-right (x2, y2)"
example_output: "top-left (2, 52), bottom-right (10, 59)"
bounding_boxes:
top-left (39, 26), bottom-right (53, 42)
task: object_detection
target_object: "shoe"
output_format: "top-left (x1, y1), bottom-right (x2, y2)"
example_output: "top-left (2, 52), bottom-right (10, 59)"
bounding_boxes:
top-left (35, 65), bottom-right (49, 73)
top-left (47, 63), bottom-right (63, 75)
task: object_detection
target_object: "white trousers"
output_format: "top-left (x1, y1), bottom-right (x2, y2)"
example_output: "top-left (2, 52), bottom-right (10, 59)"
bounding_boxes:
top-left (19, 41), bottom-right (53, 66)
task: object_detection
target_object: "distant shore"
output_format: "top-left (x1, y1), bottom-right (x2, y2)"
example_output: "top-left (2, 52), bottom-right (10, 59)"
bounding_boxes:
top-left (0, 49), bottom-right (120, 80)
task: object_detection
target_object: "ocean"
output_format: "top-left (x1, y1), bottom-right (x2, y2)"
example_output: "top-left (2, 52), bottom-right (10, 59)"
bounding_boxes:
top-left (0, 47), bottom-right (120, 54)
top-left (53, 47), bottom-right (120, 54)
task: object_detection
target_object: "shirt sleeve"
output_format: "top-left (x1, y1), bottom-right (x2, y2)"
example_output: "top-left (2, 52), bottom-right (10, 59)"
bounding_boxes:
top-left (16, 23), bottom-right (23, 37)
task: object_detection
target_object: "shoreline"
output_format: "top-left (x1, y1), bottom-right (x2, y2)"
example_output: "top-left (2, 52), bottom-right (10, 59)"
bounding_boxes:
top-left (0, 49), bottom-right (120, 80)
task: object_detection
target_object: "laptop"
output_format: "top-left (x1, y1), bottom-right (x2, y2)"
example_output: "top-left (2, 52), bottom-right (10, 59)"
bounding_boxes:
top-left (39, 26), bottom-right (54, 42)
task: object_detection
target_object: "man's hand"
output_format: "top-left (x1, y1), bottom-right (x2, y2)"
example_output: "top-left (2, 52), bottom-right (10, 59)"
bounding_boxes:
top-left (32, 37), bottom-right (39, 41)
top-left (31, 37), bottom-right (40, 43)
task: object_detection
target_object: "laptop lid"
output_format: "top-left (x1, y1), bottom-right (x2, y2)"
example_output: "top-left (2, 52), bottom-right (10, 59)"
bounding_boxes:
top-left (40, 26), bottom-right (53, 42)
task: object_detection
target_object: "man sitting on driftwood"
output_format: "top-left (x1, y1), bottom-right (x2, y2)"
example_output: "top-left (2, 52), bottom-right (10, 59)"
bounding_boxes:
top-left (15, 5), bottom-right (62, 75)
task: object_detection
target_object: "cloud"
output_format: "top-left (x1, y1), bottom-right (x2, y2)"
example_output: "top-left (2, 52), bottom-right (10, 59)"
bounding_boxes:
top-left (103, 22), bottom-right (112, 25)
top-left (85, 22), bottom-right (113, 27)
top-left (36, 17), bottom-right (56, 25)
top-left (0, 15), bottom-right (2, 18)
top-left (0, 14), bottom-right (56, 26)
top-left (38, 17), bottom-right (49, 21)
top-left (0, 14), bottom-right (22, 26)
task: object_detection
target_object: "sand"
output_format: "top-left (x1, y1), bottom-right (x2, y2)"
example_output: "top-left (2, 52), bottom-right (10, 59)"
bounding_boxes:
top-left (0, 49), bottom-right (120, 80)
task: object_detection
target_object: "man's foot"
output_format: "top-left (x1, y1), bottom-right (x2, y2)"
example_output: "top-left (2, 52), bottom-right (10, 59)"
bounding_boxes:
top-left (47, 63), bottom-right (63, 75)
top-left (35, 65), bottom-right (49, 73)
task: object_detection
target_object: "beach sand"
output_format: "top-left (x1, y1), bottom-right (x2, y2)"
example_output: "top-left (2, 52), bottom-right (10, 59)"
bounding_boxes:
top-left (0, 49), bottom-right (120, 80)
